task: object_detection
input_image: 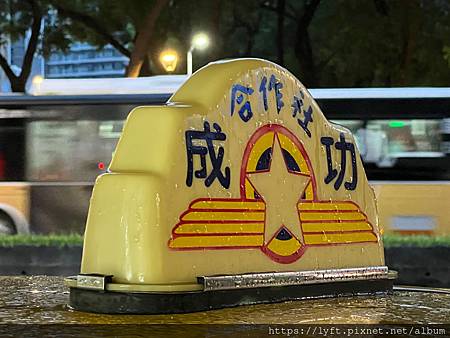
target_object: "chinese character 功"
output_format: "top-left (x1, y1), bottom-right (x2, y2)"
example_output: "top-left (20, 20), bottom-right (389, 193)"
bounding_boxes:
top-left (230, 84), bottom-right (254, 122)
top-left (291, 91), bottom-right (313, 137)
top-left (259, 75), bottom-right (284, 114)
top-left (320, 133), bottom-right (357, 190)
top-left (185, 121), bottom-right (231, 189)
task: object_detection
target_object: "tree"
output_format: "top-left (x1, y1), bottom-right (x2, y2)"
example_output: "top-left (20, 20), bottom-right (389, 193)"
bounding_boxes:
top-left (311, 0), bottom-right (450, 87)
top-left (2, 0), bottom-right (448, 92)
top-left (261, 0), bottom-right (322, 86)
top-left (259, 0), bottom-right (450, 87)
top-left (0, 0), bottom-right (44, 92)
top-left (50, 0), bottom-right (170, 77)
top-left (126, 0), bottom-right (168, 77)
top-left (292, 0), bottom-right (321, 87)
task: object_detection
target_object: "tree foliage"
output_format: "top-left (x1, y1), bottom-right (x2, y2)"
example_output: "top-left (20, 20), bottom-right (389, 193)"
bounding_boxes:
top-left (49, 0), bottom-right (169, 76)
top-left (0, 0), bottom-right (45, 92)
top-left (309, 0), bottom-right (450, 87)
top-left (0, 0), bottom-right (449, 92)
top-left (155, 0), bottom-right (450, 87)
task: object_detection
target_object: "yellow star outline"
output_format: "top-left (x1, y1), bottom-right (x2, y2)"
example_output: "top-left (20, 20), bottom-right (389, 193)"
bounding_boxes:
top-left (247, 134), bottom-right (310, 245)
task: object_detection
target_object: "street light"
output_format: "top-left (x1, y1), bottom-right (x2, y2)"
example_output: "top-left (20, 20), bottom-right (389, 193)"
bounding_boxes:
top-left (159, 49), bottom-right (179, 73)
top-left (187, 33), bottom-right (210, 76)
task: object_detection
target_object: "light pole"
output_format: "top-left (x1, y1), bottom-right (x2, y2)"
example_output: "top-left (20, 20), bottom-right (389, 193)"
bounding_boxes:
top-left (187, 33), bottom-right (210, 76)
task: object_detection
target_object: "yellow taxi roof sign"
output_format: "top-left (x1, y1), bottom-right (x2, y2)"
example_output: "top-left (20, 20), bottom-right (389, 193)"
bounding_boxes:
top-left (81, 58), bottom-right (386, 288)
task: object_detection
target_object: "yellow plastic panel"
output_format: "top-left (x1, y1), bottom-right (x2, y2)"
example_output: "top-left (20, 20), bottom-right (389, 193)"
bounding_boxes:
top-left (110, 104), bottom-right (194, 174)
top-left (81, 173), bottom-right (167, 283)
top-left (81, 59), bottom-right (384, 288)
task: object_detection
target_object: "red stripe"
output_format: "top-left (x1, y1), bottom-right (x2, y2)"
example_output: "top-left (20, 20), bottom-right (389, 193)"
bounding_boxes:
top-left (303, 230), bottom-right (376, 235)
top-left (169, 245), bottom-right (261, 251)
top-left (177, 220), bottom-right (264, 224)
top-left (300, 219), bottom-right (367, 224)
top-left (173, 232), bottom-right (263, 237)
top-left (299, 209), bottom-right (359, 213)
top-left (186, 208), bottom-right (265, 213)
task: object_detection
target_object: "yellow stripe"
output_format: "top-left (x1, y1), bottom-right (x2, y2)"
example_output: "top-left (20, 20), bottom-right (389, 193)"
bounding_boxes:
top-left (305, 182), bottom-right (314, 200)
top-left (298, 201), bottom-right (358, 211)
top-left (245, 132), bottom-right (274, 200)
top-left (302, 221), bottom-right (373, 232)
top-left (182, 211), bottom-right (265, 222)
top-left (174, 222), bottom-right (264, 234)
top-left (299, 211), bottom-right (366, 221)
top-left (267, 237), bottom-right (302, 256)
top-left (190, 200), bottom-right (264, 210)
top-left (189, 200), bottom-right (359, 212)
top-left (169, 235), bottom-right (264, 248)
top-left (245, 178), bottom-right (256, 200)
top-left (246, 132), bottom-right (275, 172)
top-left (304, 232), bottom-right (378, 245)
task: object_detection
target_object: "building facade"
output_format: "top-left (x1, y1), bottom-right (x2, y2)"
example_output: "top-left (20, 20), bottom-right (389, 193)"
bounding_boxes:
top-left (0, 40), bottom-right (128, 92)
top-left (45, 43), bottom-right (128, 79)
top-left (0, 37), bottom-right (45, 92)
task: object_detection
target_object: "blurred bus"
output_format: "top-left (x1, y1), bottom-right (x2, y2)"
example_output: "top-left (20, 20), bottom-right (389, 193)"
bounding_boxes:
top-left (0, 94), bottom-right (173, 234)
top-left (316, 88), bottom-right (450, 236)
top-left (0, 79), bottom-right (448, 236)
top-left (0, 75), bottom-right (185, 234)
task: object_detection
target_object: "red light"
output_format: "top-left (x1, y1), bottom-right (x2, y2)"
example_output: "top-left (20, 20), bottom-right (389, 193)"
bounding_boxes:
top-left (98, 162), bottom-right (105, 170)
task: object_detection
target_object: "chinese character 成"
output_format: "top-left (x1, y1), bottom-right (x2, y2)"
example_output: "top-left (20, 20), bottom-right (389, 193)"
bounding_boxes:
top-left (185, 121), bottom-right (231, 189)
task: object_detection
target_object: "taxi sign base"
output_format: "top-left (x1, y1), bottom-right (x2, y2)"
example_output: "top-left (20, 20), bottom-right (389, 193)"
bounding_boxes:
top-left (72, 58), bottom-right (396, 314)
top-left (67, 268), bottom-right (396, 314)
top-left (68, 279), bottom-right (394, 314)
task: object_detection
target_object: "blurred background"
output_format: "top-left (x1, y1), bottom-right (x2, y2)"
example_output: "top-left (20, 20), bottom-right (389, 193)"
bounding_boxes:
top-left (1, 0), bottom-right (450, 90)
top-left (0, 0), bottom-right (449, 286)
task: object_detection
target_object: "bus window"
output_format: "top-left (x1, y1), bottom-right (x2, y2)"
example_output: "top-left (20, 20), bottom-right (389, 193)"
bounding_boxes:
top-left (332, 119), bottom-right (443, 168)
top-left (26, 120), bottom-right (123, 182)
top-left (97, 120), bottom-right (125, 169)
top-left (0, 120), bottom-right (26, 181)
top-left (367, 119), bottom-right (442, 159)
top-left (330, 120), bottom-right (386, 164)
top-left (330, 120), bottom-right (364, 134)
top-left (98, 121), bottom-right (124, 139)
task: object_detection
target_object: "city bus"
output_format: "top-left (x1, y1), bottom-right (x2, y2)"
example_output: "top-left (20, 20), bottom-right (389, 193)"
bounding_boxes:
top-left (0, 78), bottom-right (448, 236)
top-left (0, 94), bottom-right (171, 234)
top-left (316, 88), bottom-right (450, 236)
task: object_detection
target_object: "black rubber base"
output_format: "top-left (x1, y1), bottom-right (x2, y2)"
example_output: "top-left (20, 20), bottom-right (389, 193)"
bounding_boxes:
top-left (69, 278), bottom-right (394, 314)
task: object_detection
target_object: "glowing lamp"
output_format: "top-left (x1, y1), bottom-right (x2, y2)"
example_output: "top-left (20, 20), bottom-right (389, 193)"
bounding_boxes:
top-left (191, 33), bottom-right (210, 51)
top-left (159, 50), bottom-right (179, 73)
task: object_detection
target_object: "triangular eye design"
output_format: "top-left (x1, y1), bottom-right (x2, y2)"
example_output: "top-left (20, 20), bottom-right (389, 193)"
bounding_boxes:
top-left (276, 227), bottom-right (293, 241)
top-left (282, 149), bottom-right (301, 173)
top-left (255, 146), bottom-right (302, 173)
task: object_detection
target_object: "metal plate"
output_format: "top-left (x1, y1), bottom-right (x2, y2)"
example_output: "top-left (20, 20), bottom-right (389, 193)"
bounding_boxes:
top-left (199, 266), bottom-right (391, 291)
top-left (76, 274), bottom-right (112, 290)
